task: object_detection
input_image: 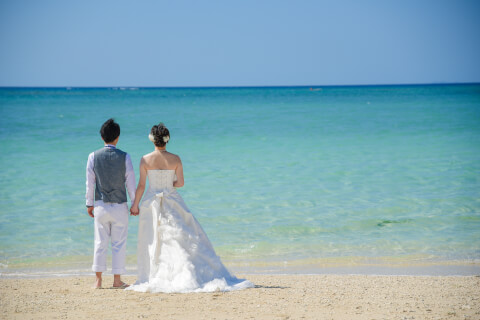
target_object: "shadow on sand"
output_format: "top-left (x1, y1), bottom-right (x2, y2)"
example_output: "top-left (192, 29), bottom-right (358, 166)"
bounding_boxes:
top-left (254, 284), bottom-right (289, 289)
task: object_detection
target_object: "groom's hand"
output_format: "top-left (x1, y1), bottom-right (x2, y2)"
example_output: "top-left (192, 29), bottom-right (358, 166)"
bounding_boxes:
top-left (87, 207), bottom-right (94, 218)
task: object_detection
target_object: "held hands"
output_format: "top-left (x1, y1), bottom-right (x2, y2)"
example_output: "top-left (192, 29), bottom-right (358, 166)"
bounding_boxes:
top-left (130, 205), bottom-right (139, 216)
top-left (88, 205), bottom-right (138, 217)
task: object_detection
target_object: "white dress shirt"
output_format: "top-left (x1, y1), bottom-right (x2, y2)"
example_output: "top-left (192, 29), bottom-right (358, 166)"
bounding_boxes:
top-left (85, 145), bottom-right (136, 206)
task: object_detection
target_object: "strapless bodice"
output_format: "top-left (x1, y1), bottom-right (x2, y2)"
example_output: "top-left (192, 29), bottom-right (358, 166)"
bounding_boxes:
top-left (147, 170), bottom-right (176, 191)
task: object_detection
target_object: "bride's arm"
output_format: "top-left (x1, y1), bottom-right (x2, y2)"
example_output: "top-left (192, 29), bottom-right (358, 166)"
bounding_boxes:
top-left (173, 156), bottom-right (184, 188)
top-left (130, 157), bottom-right (147, 216)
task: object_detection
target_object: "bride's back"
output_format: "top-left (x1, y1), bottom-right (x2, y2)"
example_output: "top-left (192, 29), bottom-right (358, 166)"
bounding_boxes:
top-left (142, 150), bottom-right (180, 171)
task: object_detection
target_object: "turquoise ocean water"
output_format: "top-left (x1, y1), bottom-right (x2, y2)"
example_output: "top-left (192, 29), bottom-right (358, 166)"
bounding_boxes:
top-left (0, 84), bottom-right (479, 276)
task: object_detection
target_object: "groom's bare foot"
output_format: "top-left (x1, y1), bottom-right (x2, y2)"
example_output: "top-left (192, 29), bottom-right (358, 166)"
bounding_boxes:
top-left (112, 274), bottom-right (129, 288)
top-left (112, 281), bottom-right (129, 288)
top-left (94, 272), bottom-right (102, 289)
top-left (93, 278), bottom-right (102, 289)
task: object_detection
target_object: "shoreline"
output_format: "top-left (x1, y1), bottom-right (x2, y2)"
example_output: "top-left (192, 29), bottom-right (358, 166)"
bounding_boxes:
top-left (2, 260), bottom-right (479, 278)
top-left (1, 274), bottom-right (479, 319)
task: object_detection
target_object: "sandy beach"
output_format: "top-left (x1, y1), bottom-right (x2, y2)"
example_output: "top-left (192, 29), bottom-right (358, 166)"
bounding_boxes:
top-left (1, 274), bottom-right (479, 320)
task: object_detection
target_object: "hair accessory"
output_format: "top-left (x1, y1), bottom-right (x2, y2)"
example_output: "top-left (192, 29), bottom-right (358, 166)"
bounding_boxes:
top-left (148, 133), bottom-right (155, 142)
top-left (163, 136), bottom-right (170, 143)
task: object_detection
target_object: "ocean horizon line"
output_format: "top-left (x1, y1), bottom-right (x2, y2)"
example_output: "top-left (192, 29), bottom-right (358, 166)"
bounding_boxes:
top-left (1, 81), bottom-right (479, 90)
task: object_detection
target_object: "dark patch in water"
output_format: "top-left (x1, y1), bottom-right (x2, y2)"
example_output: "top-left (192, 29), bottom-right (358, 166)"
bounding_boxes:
top-left (377, 219), bottom-right (413, 227)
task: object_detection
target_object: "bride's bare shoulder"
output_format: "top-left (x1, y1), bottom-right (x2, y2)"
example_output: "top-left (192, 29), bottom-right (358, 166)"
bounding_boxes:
top-left (140, 152), bottom-right (156, 163)
top-left (143, 151), bottom-right (157, 158)
top-left (169, 151), bottom-right (181, 159)
top-left (166, 152), bottom-right (182, 163)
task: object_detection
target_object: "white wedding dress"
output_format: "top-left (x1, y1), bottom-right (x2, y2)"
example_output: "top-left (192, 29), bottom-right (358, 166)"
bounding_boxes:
top-left (126, 170), bottom-right (253, 293)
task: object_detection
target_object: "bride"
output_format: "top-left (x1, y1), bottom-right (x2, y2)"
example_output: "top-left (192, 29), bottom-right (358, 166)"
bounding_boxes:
top-left (127, 123), bottom-right (253, 293)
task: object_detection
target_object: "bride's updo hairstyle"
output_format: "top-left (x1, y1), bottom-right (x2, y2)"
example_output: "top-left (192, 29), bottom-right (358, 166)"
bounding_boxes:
top-left (149, 123), bottom-right (170, 147)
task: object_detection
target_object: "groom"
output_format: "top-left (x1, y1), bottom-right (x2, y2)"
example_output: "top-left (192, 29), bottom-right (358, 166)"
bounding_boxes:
top-left (85, 118), bottom-right (136, 289)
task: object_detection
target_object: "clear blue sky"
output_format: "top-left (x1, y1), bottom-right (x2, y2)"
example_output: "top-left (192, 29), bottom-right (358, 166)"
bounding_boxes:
top-left (1, 0), bottom-right (479, 87)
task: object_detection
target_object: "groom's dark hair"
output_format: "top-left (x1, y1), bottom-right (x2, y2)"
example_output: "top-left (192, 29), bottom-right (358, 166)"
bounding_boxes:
top-left (100, 118), bottom-right (120, 143)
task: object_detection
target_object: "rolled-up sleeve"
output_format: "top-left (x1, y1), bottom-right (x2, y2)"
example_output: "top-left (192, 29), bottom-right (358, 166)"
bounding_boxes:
top-left (85, 152), bottom-right (95, 206)
top-left (125, 153), bottom-right (136, 204)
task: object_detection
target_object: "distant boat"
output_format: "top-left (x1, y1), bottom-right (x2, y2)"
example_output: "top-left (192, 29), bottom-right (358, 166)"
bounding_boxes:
top-left (309, 87), bottom-right (322, 91)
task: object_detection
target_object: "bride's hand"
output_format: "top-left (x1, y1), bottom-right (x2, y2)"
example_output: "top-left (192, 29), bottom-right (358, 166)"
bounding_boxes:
top-left (130, 205), bottom-right (139, 216)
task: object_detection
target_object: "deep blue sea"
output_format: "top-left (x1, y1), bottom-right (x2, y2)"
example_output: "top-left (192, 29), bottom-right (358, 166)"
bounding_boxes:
top-left (0, 85), bottom-right (479, 276)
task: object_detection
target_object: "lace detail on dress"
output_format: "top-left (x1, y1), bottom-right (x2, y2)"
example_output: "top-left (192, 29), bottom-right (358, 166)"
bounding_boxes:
top-left (147, 170), bottom-right (176, 191)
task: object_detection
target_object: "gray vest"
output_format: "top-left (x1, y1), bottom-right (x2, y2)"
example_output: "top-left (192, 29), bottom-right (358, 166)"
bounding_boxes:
top-left (93, 147), bottom-right (127, 203)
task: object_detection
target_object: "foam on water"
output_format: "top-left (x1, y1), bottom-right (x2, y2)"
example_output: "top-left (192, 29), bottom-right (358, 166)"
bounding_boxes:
top-left (0, 85), bottom-right (479, 275)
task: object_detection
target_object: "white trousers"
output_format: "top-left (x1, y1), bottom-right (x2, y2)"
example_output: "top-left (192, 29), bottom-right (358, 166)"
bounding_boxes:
top-left (92, 201), bottom-right (129, 274)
